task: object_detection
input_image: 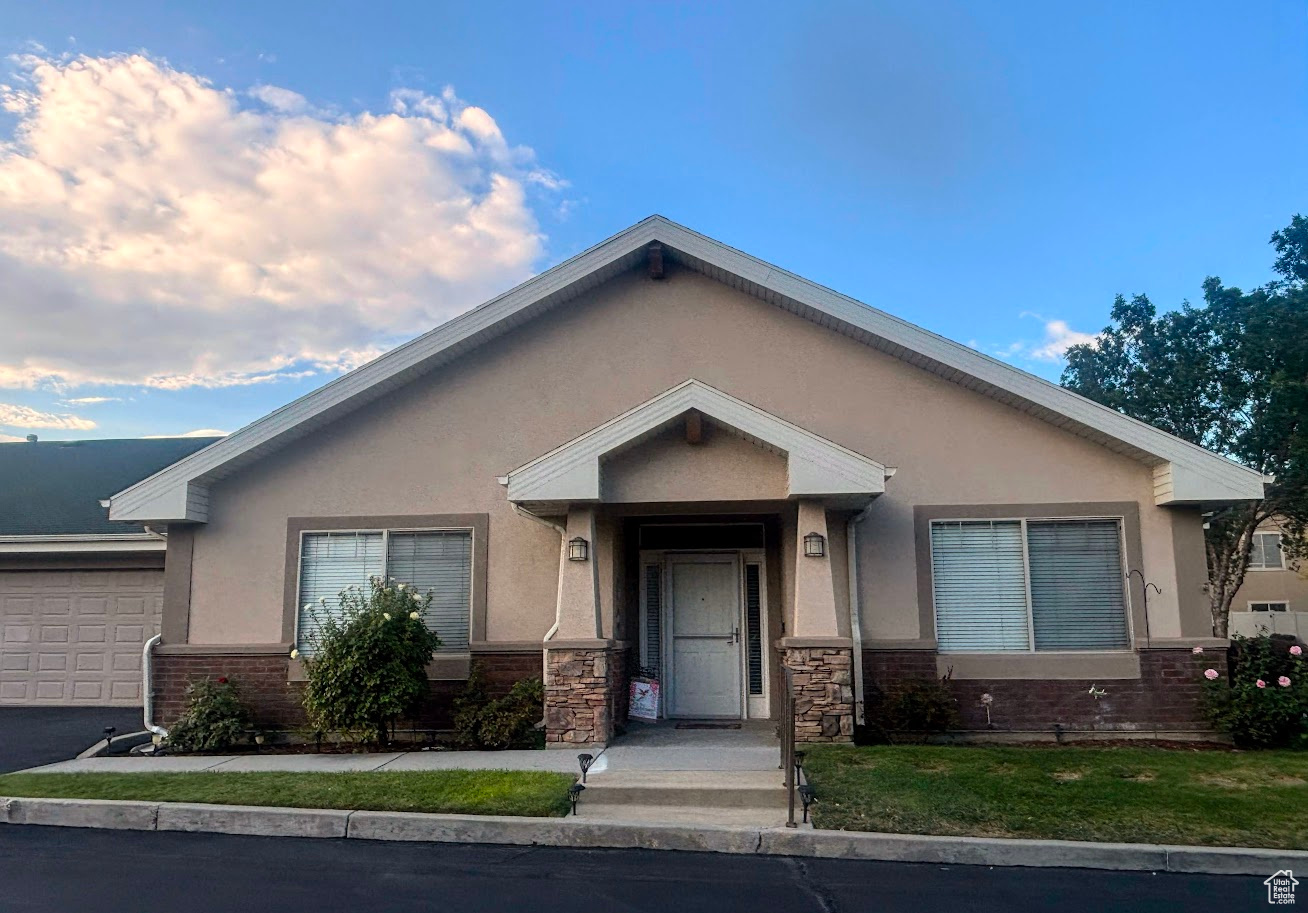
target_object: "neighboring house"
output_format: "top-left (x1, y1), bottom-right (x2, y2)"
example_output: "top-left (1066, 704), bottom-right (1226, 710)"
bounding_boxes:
top-left (105, 217), bottom-right (1265, 744)
top-left (0, 436), bottom-right (219, 705)
top-left (1230, 520), bottom-right (1308, 640)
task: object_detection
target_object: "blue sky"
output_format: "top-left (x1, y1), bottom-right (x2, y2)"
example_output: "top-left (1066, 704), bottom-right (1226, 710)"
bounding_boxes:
top-left (1, 1), bottom-right (1304, 441)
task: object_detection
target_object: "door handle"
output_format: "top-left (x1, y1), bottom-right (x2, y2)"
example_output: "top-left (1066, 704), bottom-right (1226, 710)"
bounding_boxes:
top-left (732, 626), bottom-right (740, 644)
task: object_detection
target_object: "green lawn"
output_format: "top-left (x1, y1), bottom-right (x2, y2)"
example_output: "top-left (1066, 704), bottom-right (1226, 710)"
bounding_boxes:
top-left (0, 769), bottom-right (574, 818)
top-left (802, 744), bottom-right (1308, 850)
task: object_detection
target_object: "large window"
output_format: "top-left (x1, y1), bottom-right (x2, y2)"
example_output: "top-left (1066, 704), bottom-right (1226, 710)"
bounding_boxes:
top-left (931, 518), bottom-right (1130, 653)
top-left (1249, 532), bottom-right (1284, 570)
top-left (297, 528), bottom-right (473, 654)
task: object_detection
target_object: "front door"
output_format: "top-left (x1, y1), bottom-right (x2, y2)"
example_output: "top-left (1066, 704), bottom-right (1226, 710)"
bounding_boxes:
top-left (667, 554), bottom-right (742, 718)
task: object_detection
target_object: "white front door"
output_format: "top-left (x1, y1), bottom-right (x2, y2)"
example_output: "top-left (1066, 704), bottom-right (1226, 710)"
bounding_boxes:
top-left (667, 554), bottom-right (742, 718)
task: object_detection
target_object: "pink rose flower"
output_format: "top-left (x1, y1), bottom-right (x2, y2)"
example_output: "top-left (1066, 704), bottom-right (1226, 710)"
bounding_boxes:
top-left (1256, 679), bottom-right (1267, 689)
top-left (1192, 646), bottom-right (1204, 654)
top-left (1291, 645), bottom-right (1303, 657)
top-left (1203, 668), bottom-right (1219, 680)
top-left (1278, 676), bottom-right (1291, 688)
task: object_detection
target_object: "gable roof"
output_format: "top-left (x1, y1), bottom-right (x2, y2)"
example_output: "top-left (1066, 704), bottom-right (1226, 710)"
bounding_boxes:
top-left (108, 215), bottom-right (1265, 522)
top-left (0, 437), bottom-right (220, 538)
top-left (505, 379), bottom-right (892, 509)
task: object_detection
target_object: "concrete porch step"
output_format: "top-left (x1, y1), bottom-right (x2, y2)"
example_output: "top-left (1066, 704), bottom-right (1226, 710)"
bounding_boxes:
top-left (580, 770), bottom-right (789, 810)
top-left (570, 802), bottom-right (803, 828)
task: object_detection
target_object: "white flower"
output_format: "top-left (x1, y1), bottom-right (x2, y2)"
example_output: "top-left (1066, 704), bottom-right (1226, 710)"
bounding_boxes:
top-left (410, 611), bottom-right (420, 620)
top-left (396, 583), bottom-right (407, 590)
top-left (290, 648), bottom-right (299, 660)
top-left (319, 596), bottom-right (328, 605)
top-left (383, 612), bottom-right (391, 620)
top-left (1192, 646), bottom-right (1203, 655)
top-left (303, 603), bottom-right (312, 611)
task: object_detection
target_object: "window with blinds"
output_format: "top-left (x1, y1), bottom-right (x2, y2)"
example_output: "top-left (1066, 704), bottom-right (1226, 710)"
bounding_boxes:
top-left (297, 528), bottom-right (473, 654)
top-left (745, 563), bottom-right (764, 695)
top-left (931, 518), bottom-right (1130, 653)
top-left (1249, 532), bottom-right (1284, 570)
top-left (642, 564), bottom-right (662, 677)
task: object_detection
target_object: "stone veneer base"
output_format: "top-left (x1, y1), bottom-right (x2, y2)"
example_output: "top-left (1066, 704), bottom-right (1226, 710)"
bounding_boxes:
top-left (784, 646), bottom-right (854, 743)
top-left (544, 647), bottom-right (628, 746)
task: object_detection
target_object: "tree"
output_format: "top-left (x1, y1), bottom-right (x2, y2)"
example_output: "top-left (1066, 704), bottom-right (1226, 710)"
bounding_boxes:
top-left (1062, 215), bottom-right (1308, 637)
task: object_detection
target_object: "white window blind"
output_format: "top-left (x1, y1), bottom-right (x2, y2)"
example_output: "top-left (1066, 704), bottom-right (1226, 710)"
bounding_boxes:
top-left (1027, 520), bottom-right (1129, 650)
top-left (297, 532), bottom-right (384, 652)
top-left (386, 531), bottom-right (472, 651)
top-left (931, 518), bottom-right (1130, 653)
top-left (297, 529), bottom-right (473, 653)
top-left (931, 521), bottom-right (1030, 652)
top-left (1250, 533), bottom-right (1284, 570)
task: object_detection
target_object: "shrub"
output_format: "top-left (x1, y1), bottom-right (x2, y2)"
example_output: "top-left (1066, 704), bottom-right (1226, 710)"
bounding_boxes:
top-left (299, 577), bottom-right (443, 748)
top-left (166, 677), bottom-right (250, 752)
top-left (453, 663), bottom-right (545, 749)
top-left (866, 677), bottom-right (960, 737)
top-left (1201, 634), bottom-right (1307, 749)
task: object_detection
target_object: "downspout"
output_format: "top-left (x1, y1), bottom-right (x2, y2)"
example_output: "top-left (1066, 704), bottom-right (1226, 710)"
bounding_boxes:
top-left (511, 503), bottom-right (568, 684)
top-left (846, 500), bottom-right (876, 727)
top-left (142, 634), bottom-right (168, 740)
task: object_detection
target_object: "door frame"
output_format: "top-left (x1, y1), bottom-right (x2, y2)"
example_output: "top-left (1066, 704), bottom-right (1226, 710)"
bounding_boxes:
top-left (638, 548), bottom-right (770, 720)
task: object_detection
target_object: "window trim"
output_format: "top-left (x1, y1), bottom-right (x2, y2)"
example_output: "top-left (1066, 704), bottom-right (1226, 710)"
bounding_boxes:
top-left (928, 514), bottom-right (1134, 655)
top-left (282, 514), bottom-right (489, 649)
top-left (1247, 532), bottom-right (1285, 572)
top-left (1249, 601), bottom-right (1290, 613)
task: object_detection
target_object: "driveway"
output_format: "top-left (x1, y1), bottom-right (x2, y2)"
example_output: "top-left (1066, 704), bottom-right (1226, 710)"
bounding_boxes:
top-left (0, 827), bottom-right (1262, 913)
top-left (0, 707), bottom-right (144, 774)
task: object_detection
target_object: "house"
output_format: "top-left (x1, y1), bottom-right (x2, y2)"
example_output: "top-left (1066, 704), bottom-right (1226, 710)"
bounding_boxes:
top-left (1230, 520), bottom-right (1308, 640)
top-left (103, 216), bottom-right (1265, 744)
top-left (0, 436), bottom-right (219, 705)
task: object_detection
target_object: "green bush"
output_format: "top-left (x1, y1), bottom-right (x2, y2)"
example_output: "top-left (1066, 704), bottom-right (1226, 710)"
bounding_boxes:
top-left (453, 663), bottom-right (545, 750)
top-left (166, 677), bottom-right (250, 752)
top-left (298, 577), bottom-right (443, 748)
top-left (866, 677), bottom-right (960, 737)
top-left (1202, 635), bottom-right (1307, 749)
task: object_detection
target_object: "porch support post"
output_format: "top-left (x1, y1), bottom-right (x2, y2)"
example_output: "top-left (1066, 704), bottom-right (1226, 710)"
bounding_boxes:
top-left (785, 499), bottom-right (854, 742)
top-left (544, 505), bottom-right (617, 747)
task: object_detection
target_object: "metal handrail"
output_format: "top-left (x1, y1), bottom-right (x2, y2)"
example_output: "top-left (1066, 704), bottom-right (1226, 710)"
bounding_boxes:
top-left (781, 665), bottom-right (797, 828)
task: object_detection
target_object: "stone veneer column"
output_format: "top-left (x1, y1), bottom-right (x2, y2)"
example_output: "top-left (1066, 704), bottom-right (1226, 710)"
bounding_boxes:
top-left (784, 645), bottom-right (854, 742)
top-left (544, 647), bottom-right (616, 746)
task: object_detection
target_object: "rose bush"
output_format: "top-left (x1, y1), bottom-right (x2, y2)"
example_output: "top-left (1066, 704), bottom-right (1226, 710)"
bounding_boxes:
top-left (298, 577), bottom-right (442, 748)
top-left (1201, 634), bottom-right (1308, 749)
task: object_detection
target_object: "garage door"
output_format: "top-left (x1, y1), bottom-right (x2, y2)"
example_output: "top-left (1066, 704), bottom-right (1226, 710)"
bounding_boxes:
top-left (0, 569), bottom-right (162, 705)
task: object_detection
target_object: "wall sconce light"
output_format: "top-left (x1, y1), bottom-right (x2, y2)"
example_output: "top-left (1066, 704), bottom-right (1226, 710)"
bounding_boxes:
top-left (803, 531), bottom-right (826, 558)
top-left (567, 537), bottom-right (590, 562)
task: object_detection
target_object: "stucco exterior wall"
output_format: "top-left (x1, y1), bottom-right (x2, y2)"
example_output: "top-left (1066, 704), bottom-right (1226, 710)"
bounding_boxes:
top-left (180, 264), bottom-right (1199, 654)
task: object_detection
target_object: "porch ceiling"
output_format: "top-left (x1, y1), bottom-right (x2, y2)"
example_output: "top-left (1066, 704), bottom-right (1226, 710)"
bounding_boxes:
top-left (503, 379), bottom-right (892, 510)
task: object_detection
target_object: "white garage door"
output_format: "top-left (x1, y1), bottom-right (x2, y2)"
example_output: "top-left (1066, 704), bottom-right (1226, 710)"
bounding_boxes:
top-left (0, 569), bottom-right (163, 706)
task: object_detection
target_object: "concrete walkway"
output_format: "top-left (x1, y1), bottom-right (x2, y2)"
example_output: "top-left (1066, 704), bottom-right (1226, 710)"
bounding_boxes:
top-left (20, 718), bottom-right (783, 776)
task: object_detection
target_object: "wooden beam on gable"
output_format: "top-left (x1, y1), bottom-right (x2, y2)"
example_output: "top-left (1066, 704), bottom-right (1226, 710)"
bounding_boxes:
top-left (647, 242), bottom-right (664, 279)
top-left (685, 410), bottom-right (702, 444)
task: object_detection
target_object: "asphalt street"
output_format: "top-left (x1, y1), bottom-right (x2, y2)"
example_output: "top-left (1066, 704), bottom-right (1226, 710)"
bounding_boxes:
top-left (0, 825), bottom-right (1270, 912)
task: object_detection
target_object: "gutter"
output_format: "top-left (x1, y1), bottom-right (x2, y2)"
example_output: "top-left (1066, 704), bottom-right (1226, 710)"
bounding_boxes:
top-left (142, 634), bottom-right (168, 740)
top-left (846, 504), bottom-right (875, 727)
top-left (510, 502), bottom-right (568, 684)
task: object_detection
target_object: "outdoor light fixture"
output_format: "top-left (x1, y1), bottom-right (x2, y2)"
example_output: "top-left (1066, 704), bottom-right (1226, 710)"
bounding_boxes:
top-left (794, 750), bottom-right (806, 780)
top-left (577, 753), bottom-right (595, 783)
top-left (569, 782), bottom-right (586, 814)
top-left (567, 537), bottom-right (590, 562)
top-left (803, 532), bottom-right (826, 558)
top-left (102, 726), bottom-right (117, 749)
top-left (798, 785), bottom-right (817, 823)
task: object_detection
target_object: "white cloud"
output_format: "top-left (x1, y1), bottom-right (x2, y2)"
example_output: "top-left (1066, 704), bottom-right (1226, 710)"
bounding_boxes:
top-left (0, 433), bottom-right (27, 442)
top-left (1028, 320), bottom-right (1098, 361)
top-left (0, 53), bottom-right (559, 391)
top-left (59, 396), bottom-right (120, 405)
top-left (0, 402), bottom-right (95, 429)
top-left (144, 428), bottom-right (229, 438)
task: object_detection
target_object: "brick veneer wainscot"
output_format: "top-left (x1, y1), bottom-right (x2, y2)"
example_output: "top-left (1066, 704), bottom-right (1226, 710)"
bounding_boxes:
top-left (153, 651), bottom-right (541, 730)
top-left (784, 646), bottom-right (854, 742)
top-left (861, 646), bottom-right (1227, 732)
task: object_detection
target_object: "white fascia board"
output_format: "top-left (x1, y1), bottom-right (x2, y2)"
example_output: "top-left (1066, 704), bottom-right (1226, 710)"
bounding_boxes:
top-left (109, 215), bottom-right (1263, 521)
top-left (506, 379), bottom-right (887, 503)
top-left (0, 535), bottom-right (166, 554)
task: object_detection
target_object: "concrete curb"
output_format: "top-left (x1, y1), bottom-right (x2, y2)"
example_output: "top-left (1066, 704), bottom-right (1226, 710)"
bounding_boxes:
top-left (2, 796), bottom-right (1304, 876)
